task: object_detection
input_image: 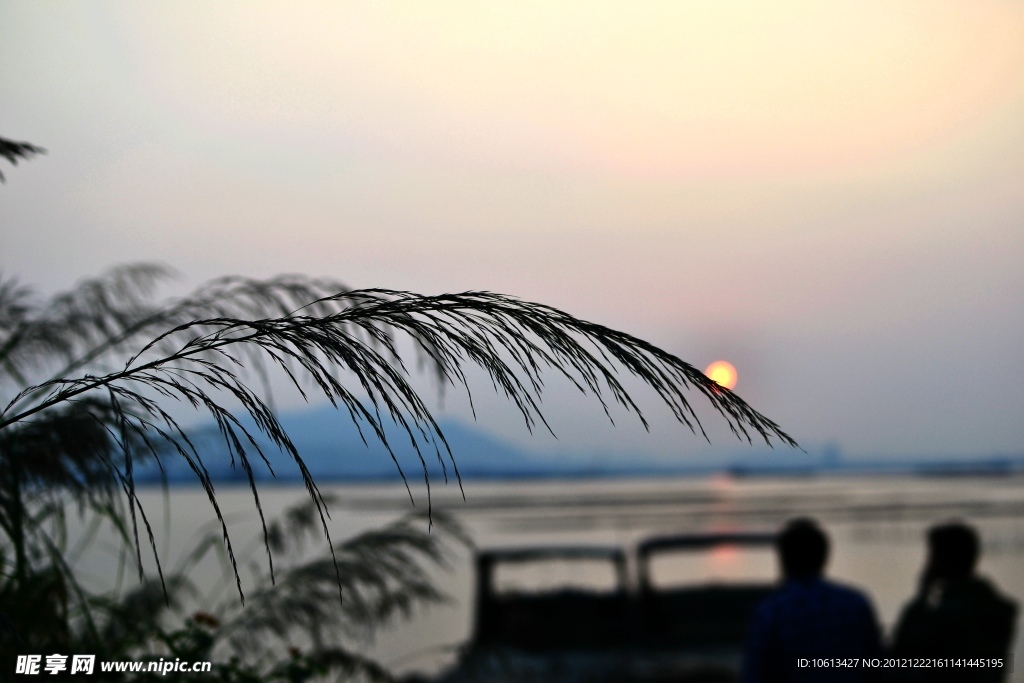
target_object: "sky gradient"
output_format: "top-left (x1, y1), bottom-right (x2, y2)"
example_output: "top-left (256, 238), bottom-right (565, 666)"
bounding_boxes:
top-left (3, 2), bottom-right (1023, 460)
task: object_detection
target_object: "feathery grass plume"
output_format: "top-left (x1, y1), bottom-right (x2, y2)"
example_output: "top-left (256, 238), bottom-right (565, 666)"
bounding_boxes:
top-left (0, 264), bottom-right (797, 608)
top-left (86, 505), bottom-right (468, 682)
top-left (218, 505), bottom-right (470, 655)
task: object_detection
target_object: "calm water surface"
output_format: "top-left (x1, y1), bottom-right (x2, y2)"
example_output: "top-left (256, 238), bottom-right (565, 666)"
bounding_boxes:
top-left (83, 475), bottom-right (1024, 680)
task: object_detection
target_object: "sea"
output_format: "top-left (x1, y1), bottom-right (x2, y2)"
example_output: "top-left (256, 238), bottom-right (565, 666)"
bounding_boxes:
top-left (71, 474), bottom-right (1024, 680)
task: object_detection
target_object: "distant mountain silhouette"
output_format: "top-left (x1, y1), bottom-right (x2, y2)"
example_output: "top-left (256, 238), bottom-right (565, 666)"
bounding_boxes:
top-left (131, 404), bottom-right (1024, 485)
top-left (133, 404), bottom-right (573, 484)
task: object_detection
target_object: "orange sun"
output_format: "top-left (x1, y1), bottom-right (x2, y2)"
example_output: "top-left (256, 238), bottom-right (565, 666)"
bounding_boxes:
top-left (704, 360), bottom-right (738, 390)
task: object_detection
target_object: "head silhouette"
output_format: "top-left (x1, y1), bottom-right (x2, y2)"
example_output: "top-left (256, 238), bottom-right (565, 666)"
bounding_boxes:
top-left (777, 518), bottom-right (829, 580)
top-left (925, 522), bottom-right (979, 582)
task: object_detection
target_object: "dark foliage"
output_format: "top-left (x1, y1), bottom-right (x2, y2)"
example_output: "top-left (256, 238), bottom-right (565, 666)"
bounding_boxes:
top-left (1, 265), bottom-right (795, 611)
top-left (0, 136), bottom-right (797, 679)
top-left (0, 137), bottom-right (45, 182)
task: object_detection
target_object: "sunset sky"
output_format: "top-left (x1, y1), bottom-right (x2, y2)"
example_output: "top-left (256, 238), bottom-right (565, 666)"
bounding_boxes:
top-left (3, 2), bottom-right (1023, 461)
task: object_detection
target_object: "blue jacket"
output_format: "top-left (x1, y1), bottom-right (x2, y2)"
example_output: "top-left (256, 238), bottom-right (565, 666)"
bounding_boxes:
top-left (742, 577), bottom-right (882, 683)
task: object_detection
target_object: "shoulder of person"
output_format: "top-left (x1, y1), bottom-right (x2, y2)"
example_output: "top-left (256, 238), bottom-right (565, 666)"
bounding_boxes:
top-left (961, 576), bottom-right (1018, 618)
top-left (823, 579), bottom-right (877, 610)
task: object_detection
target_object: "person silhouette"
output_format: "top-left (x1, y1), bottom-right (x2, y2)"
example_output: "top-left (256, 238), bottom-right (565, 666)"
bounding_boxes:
top-left (742, 518), bottom-right (882, 683)
top-left (890, 522), bottom-right (1017, 682)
